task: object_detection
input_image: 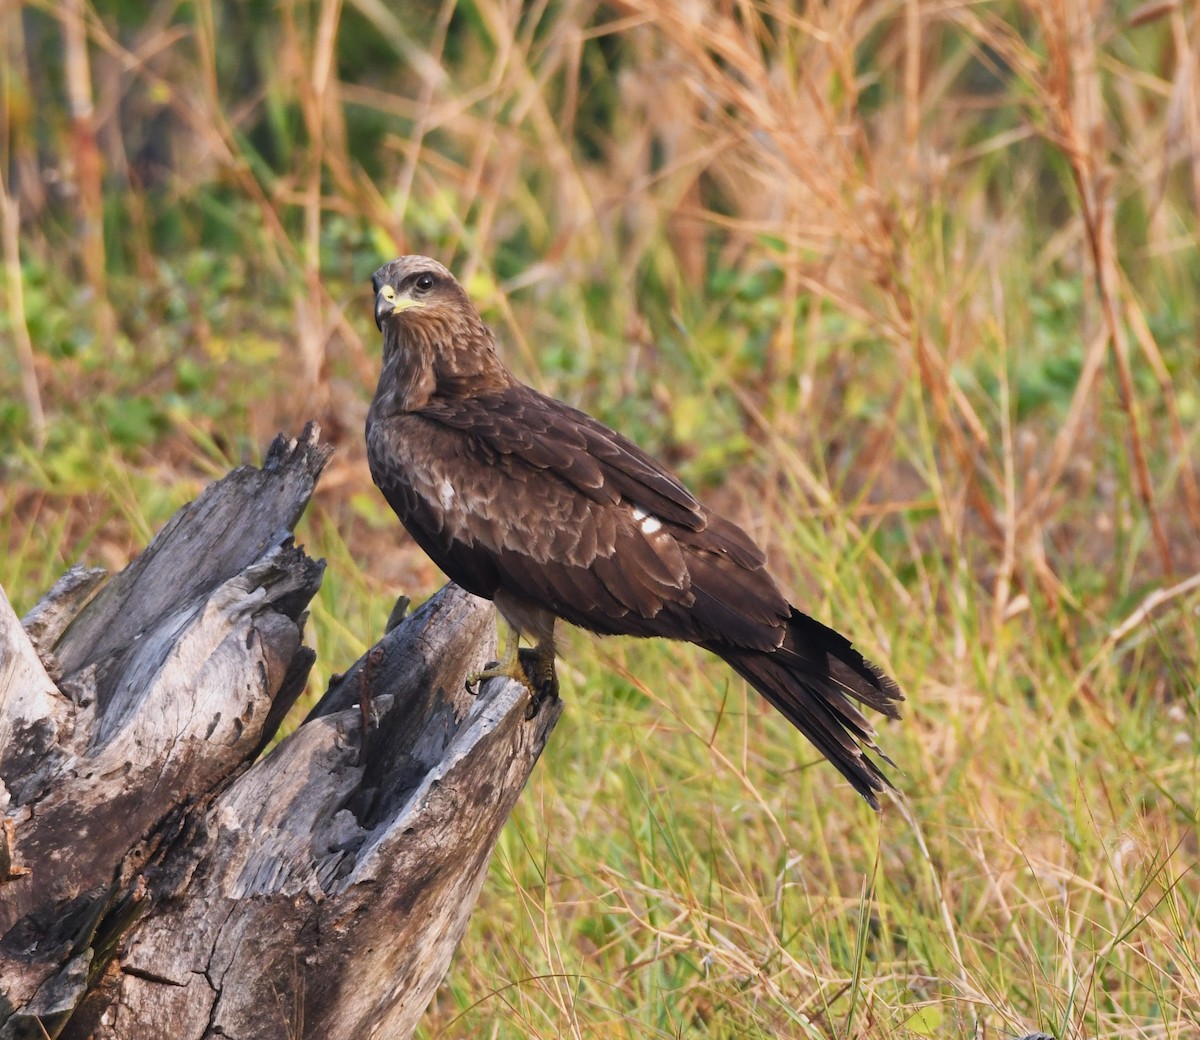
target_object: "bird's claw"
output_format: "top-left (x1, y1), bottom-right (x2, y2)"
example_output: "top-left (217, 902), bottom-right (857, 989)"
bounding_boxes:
top-left (518, 648), bottom-right (559, 719)
top-left (464, 659), bottom-right (502, 695)
top-left (465, 651), bottom-right (558, 719)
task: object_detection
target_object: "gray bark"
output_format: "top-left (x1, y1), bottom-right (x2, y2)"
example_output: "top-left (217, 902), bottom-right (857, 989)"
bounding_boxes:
top-left (0, 423), bottom-right (559, 1039)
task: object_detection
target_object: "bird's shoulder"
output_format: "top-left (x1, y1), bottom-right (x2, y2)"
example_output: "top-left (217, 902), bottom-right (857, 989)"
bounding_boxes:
top-left (413, 382), bottom-right (706, 531)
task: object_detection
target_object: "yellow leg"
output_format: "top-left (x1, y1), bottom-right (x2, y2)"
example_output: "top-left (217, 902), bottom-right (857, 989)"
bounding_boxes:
top-left (465, 621), bottom-right (523, 688)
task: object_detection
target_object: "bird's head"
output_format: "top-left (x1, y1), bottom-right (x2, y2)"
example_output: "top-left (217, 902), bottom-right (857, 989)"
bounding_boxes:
top-left (372, 256), bottom-right (465, 331)
top-left (370, 256), bottom-right (511, 404)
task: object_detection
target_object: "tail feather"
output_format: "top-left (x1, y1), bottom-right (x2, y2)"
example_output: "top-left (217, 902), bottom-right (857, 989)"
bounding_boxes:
top-left (710, 608), bottom-right (903, 809)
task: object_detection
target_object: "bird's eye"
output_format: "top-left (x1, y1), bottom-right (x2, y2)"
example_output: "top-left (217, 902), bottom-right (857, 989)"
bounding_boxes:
top-left (414, 273), bottom-right (435, 292)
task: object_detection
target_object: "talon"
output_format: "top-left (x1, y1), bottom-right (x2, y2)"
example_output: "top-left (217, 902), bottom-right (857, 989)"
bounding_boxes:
top-left (518, 647), bottom-right (559, 719)
top-left (465, 658), bottom-right (503, 694)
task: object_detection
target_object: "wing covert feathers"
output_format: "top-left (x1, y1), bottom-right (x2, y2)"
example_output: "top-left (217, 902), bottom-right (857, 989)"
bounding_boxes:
top-left (420, 388), bottom-right (705, 531)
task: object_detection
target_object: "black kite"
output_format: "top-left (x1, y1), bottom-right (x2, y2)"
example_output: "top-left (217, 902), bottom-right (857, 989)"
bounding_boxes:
top-left (368, 256), bottom-right (902, 807)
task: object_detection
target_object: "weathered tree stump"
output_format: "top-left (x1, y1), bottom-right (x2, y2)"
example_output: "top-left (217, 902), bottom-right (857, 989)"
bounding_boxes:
top-left (0, 424), bottom-right (560, 1039)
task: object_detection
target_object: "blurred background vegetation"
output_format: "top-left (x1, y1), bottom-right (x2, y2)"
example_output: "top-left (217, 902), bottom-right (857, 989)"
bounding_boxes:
top-left (2, 0), bottom-right (1199, 1036)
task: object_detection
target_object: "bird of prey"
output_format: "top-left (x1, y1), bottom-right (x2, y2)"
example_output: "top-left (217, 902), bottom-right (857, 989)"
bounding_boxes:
top-left (368, 256), bottom-right (903, 807)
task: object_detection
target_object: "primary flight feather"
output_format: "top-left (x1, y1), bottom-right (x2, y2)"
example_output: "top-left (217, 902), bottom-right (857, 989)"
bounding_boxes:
top-left (367, 256), bottom-right (903, 808)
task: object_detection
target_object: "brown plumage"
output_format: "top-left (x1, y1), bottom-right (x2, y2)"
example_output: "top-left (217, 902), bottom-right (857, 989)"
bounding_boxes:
top-left (368, 256), bottom-right (903, 808)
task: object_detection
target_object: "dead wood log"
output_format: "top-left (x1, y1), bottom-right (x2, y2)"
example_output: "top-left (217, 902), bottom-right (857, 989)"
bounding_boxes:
top-left (0, 423), bottom-right (561, 1039)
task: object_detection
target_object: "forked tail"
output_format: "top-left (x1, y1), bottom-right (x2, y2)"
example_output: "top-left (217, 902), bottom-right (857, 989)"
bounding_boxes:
top-left (712, 608), bottom-right (903, 809)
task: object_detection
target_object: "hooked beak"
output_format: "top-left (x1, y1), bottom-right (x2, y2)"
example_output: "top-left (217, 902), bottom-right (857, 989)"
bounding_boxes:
top-left (374, 285), bottom-right (423, 330)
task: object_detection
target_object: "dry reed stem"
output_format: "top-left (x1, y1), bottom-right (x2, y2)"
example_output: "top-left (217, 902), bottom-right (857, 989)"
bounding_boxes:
top-left (1022, 0), bottom-right (1174, 574)
top-left (2, 7), bottom-right (47, 219)
top-left (1121, 285), bottom-right (1200, 537)
top-left (0, 174), bottom-right (45, 450)
top-left (287, 0), bottom-right (346, 396)
top-left (59, 0), bottom-right (116, 351)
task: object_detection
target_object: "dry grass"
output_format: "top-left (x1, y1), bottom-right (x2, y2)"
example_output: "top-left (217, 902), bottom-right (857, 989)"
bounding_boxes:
top-left (3, 0), bottom-right (1200, 1036)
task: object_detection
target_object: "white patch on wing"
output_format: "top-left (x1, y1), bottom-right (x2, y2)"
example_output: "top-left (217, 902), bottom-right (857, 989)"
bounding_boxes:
top-left (439, 477), bottom-right (455, 511)
top-left (631, 504), bottom-right (663, 535)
